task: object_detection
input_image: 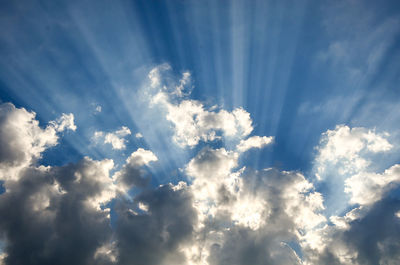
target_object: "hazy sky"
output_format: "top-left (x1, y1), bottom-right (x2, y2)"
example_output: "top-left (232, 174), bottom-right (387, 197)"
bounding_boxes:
top-left (1, 0), bottom-right (400, 264)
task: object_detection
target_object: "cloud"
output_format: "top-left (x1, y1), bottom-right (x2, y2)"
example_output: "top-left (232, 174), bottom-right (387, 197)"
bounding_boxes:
top-left (90, 103), bottom-right (102, 115)
top-left (345, 164), bottom-right (400, 205)
top-left (49, 113), bottom-right (77, 132)
top-left (314, 125), bottom-right (392, 180)
top-left (0, 104), bottom-right (113, 265)
top-left (147, 65), bottom-right (255, 147)
top-left (147, 63), bottom-right (171, 88)
top-left (1, 67), bottom-right (400, 265)
top-left (236, 135), bottom-right (274, 153)
top-left (0, 157), bottom-right (115, 265)
top-left (113, 148), bottom-right (158, 192)
top-left (0, 103), bottom-right (161, 265)
top-left (302, 198), bottom-right (400, 265)
top-left (114, 182), bottom-right (197, 265)
top-left (301, 124), bottom-right (400, 265)
top-left (94, 126), bottom-right (131, 150)
top-left (0, 103), bottom-right (75, 182)
top-left (135, 133), bottom-right (143, 138)
top-left (186, 147), bottom-right (238, 180)
top-left (314, 125), bottom-right (400, 208)
top-left (182, 140), bottom-right (325, 264)
top-left (185, 164), bottom-right (325, 264)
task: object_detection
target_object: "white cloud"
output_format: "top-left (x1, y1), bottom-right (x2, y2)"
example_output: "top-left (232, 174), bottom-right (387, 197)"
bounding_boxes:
top-left (94, 126), bottom-right (131, 150)
top-left (79, 157), bottom-right (116, 209)
top-left (314, 125), bottom-right (392, 180)
top-left (148, 64), bottom-right (257, 148)
top-left (345, 164), bottom-right (400, 205)
top-left (125, 148), bottom-right (158, 167)
top-left (174, 71), bottom-right (191, 97)
top-left (49, 113), bottom-right (77, 132)
top-left (148, 63), bottom-right (171, 88)
top-left (0, 103), bottom-right (75, 182)
top-left (300, 124), bottom-right (400, 265)
top-left (314, 125), bottom-right (400, 208)
top-left (236, 135), bottom-right (274, 152)
top-left (135, 132), bottom-right (143, 138)
top-left (396, 211), bottom-right (400, 219)
top-left (183, 144), bottom-right (326, 264)
top-left (186, 147), bottom-right (238, 180)
top-left (153, 95), bottom-right (254, 147)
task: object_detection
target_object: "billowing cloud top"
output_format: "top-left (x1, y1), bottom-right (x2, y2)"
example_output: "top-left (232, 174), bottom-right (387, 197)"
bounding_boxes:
top-left (0, 103), bottom-right (76, 182)
top-left (0, 65), bottom-right (399, 265)
top-left (148, 65), bottom-right (254, 147)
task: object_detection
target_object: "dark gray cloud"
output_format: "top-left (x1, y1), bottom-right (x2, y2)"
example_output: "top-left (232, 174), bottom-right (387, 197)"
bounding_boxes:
top-left (114, 183), bottom-right (197, 265)
top-left (308, 197), bottom-right (400, 265)
top-left (207, 227), bottom-right (301, 265)
top-left (345, 198), bottom-right (400, 264)
top-left (0, 154), bottom-right (196, 265)
top-left (0, 158), bottom-right (113, 265)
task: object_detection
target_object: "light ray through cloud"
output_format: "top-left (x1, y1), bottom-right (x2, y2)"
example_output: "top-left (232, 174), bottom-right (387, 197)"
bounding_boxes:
top-left (1, 0), bottom-right (400, 265)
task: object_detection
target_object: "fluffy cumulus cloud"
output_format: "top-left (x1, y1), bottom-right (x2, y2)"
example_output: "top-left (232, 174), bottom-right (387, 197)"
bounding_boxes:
top-left (148, 65), bottom-right (254, 147)
top-left (185, 161), bottom-right (326, 265)
top-left (314, 125), bottom-right (392, 180)
top-left (302, 124), bottom-right (400, 265)
top-left (0, 102), bottom-right (164, 265)
top-left (1, 66), bottom-right (400, 265)
top-left (0, 103), bottom-right (76, 182)
top-left (345, 164), bottom-right (400, 205)
top-left (94, 126), bottom-right (132, 150)
top-left (313, 125), bottom-right (400, 209)
top-left (113, 148), bottom-right (158, 192)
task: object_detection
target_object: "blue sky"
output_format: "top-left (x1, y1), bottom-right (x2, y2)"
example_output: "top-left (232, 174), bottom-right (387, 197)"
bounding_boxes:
top-left (1, 0), bottom-right (400, 264)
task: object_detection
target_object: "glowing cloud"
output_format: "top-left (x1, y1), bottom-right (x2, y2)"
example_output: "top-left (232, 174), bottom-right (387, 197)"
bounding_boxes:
top-left (94, 126), bottom-right (132, 150)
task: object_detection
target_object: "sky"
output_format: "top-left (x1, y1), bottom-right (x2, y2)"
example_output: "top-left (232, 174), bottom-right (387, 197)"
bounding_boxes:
top-left (0, 0), bottom-right (400, 264)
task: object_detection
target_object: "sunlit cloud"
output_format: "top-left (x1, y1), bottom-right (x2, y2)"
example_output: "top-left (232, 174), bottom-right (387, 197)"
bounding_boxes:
top-left (94, 126), bottom-right (132, 150)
